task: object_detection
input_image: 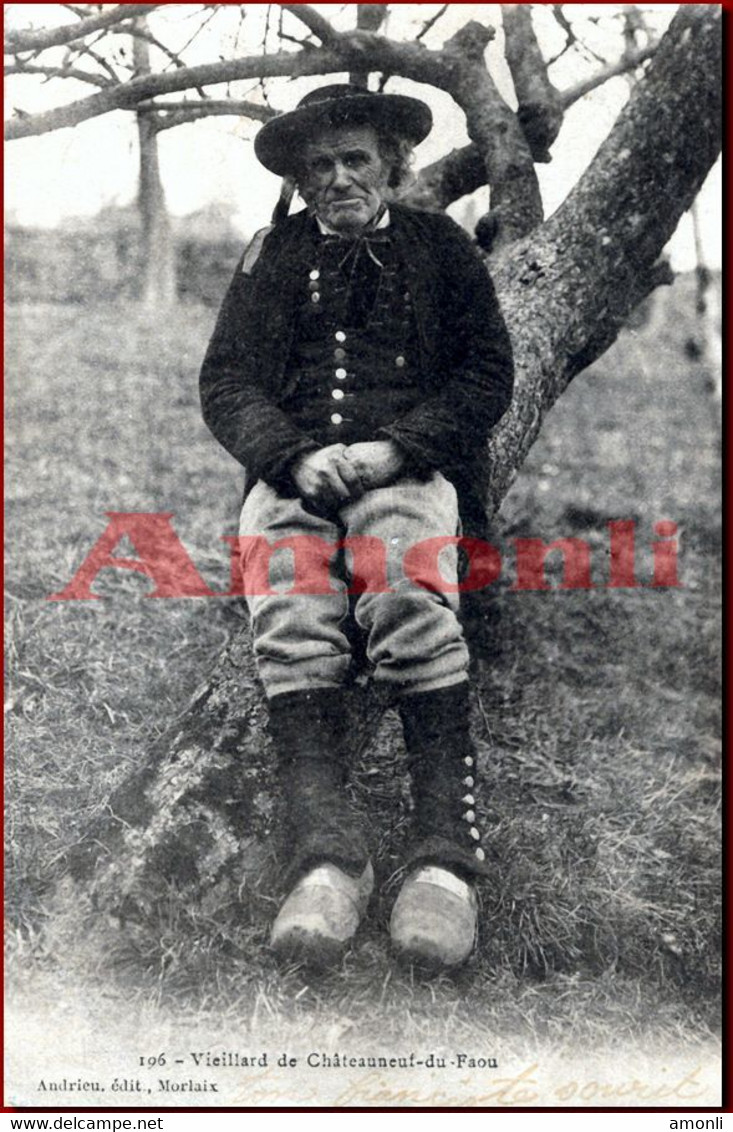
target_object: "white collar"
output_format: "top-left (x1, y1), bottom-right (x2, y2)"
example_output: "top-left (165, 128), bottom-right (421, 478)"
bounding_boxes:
top-left (315, 208), bottom-right (391, 236)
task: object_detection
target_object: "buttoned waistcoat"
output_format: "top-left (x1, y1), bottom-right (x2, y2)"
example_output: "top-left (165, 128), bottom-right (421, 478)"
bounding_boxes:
top-left (200, 204), bottom-right (514, 535)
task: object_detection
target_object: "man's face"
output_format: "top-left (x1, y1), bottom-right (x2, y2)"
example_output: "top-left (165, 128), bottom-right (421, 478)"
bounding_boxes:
top-left (298, 124), bottom-right (389, 236)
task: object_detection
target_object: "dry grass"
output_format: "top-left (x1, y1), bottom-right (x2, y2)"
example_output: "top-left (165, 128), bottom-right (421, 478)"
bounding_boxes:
top-left (4, 281), bottom-right (721, 1060)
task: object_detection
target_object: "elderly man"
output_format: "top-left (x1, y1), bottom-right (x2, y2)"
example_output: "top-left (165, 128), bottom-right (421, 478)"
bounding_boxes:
top-left (200, 85), bottom-right (514, 969)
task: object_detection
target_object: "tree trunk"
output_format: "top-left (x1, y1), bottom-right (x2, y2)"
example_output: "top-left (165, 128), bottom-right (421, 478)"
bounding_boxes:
top-left (69, 4), bottom-right (721, 921)
top-left (134, 22), bottom-right (176, 307)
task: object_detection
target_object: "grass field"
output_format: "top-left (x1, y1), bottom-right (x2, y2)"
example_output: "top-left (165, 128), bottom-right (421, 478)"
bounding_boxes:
top-left (4, 281), bottom-right (721, 1106)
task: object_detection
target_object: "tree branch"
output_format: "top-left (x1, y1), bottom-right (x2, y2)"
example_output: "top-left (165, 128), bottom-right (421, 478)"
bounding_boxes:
top-left (561, 42), bottom-right (656, 108)
top-left (546, 4), bottom-right (576, 67)
top-left (146, 99), bottom-right (278, 132)
top-left (350, 5), bottom-right (388, 89)
top-left (416, 4), bottom-right (449, 42)
top-left (438, 21), bottom-right (543, 247)
top-left (119, 23), bottom-right (194, 73)
top-left (279, 4), bottom-right (342, 46)
top-left (4, 61), bottom-right (112, 88)
top-left (4, 45), bottom-right (347, 140)
top-left (501, 4), bottom-right (563, 163)
top-left (357, 5), bottom-right (388, 33)
top-left (405, 37), bottom-right (660, 214)
top-left (484, 3), bottom-right (722, 510)
top-left (4, 4), bottom-right (161, 54)
top-left (69, 36), bottom-right (122, 86)
top-left (402, 144), bottom-right (487, 212)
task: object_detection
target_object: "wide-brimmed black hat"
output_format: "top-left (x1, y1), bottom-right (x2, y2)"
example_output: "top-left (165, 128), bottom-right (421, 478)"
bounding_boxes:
top-left (254, 84), bottom-right (433, 176)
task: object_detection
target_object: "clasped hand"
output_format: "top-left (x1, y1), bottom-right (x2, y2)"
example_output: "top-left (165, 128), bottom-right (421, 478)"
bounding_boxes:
top-left (291, 440), bottom-right (404, 511)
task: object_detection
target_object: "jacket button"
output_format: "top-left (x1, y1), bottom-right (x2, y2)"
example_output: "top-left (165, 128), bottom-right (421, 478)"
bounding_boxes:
top-left (332, 389), bottom-right (345, 401)
top-left (464, 810), bottom-right (476, 823)
top-left (475, 847), bottom-right (486, 862)
top-left (395, 356), bottom-right (405, 367)
top-left (335, 367), bottom-right (347, 380)
top-left (469, 827), bottom-right (481, 841)
top-left (334, 348), bottom-right (346, 361)
top-left (463, 776), bottom-right (474, 788)
top-left (309, 269), bottom-right (320, 280)
top-left (335, 330), bottom-right (346, 342)
top-left (464, 756), bottom-right (474, 768)
top-left (331, 413), bottom-right (343, 425)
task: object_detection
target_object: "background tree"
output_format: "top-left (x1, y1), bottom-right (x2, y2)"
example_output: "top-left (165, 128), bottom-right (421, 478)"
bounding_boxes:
top-left (6, 3), bottom-right (274, 304)
top-left (5, 4), bottom-right (722, 915)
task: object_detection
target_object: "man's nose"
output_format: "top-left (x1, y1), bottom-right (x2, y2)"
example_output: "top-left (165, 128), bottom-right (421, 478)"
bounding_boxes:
top-left (331, 160), bottom-right (354, 189)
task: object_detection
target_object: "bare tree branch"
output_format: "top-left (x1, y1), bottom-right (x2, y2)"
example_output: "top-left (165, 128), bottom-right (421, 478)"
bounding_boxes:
top-left (501, 5), bottom-right (563, 163)
top-left (402, 145), bottom-right (486, 212)
top-left (275, 31), bottom-right (315, 49)
top-left (561, 42), bottom-right (655, 108)
top-left (546, 4), bottom-right (577, 67)
top-left (171, 3), bottom-right (222, 62)
top-left (118, 23), bottom-right (193, 72)
top-left (622, 4), bottom-right (645, 56)
top-left (4, 45), bottom-right (346, 140)
top-left (350, 4), bottom-right (388, 87)
top-left (69, 35), bottom-right (122, 86)
top-left (5, 61), bottom-right (112, 88)
top-left (406, 36), bottom-right (660, 214)
top-left (146, 98), bottom-right (278, 131)
top-left (280, 4), bottom-right (342, 46)
top-left (116, 20), bottom-right (209, 101)
top-left (4, 4), bottom-right (161, 54)
top-left (439, 21), bottom-right (543, 246)
top-left (356, 5), bottom-right (388, 33)
top-left (416, 4), bottom-right (449, 42)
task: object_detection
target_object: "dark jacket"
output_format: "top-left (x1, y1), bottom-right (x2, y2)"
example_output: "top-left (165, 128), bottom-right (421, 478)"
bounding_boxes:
top-left (200, 204), bottom-right (514, 531)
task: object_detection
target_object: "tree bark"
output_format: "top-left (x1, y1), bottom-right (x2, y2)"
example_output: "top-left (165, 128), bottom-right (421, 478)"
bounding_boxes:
top-left (68, 4), bottom-right (721, 922)
top-left (133, 22), bottom-right (176, 307)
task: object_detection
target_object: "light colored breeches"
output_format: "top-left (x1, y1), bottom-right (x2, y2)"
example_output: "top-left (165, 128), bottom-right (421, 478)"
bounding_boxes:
top-left (239, 473), bottom-right (470, 698)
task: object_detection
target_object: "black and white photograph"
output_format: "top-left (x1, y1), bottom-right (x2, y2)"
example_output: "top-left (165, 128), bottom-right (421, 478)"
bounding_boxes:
top-left (4, 1), bottom-right (723, 1110)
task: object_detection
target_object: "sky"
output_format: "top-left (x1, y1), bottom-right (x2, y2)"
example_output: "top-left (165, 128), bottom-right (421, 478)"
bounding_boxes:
top-left (4, 3), bottom-right (722, 271)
